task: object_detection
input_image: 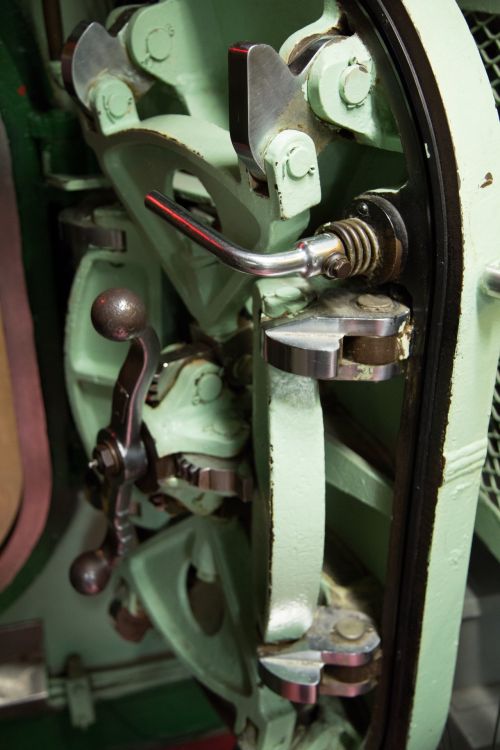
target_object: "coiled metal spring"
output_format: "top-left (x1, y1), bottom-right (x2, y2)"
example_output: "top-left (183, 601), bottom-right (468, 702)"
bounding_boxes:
top-left (322, 217), bottom-right (381, 277)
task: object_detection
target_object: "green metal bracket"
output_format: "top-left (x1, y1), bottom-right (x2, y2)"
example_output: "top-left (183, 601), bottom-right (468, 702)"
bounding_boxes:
top-left (253, 279), bottom-right (325, 643)
top-left (126, 515), bottom-right (297, 749)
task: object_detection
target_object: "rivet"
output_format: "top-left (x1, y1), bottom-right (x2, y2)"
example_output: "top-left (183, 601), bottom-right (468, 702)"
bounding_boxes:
top-left (356, 293), bottom-right (394, 312)
top-left (335, 616), bottom-right (366, 641)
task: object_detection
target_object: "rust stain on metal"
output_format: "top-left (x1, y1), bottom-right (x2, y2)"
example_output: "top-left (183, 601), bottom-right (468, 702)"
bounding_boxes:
top-left (480, 172), bottom-right (493, 188)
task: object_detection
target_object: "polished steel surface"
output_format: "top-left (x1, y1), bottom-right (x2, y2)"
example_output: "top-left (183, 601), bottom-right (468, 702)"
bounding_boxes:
top-left (0, 621), bottom-right (47, 713)
top-left (228, 39), bottom-right (334, 179)
top-left (258, 606), bottom-right (380, 703)
top-left (175, 453), bottom-right (253, 502)
top-left (61, 20), bottom-right (151, 111)
top-left (262, 289), bottom-right (410, 379)
top-left (145, 190), bottom-right (344, 278)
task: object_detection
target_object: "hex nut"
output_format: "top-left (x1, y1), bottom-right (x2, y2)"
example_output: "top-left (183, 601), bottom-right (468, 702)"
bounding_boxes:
top-left (323, 253), bottom-right (352, 279)
top-left (93, 442), bottom-right (121, 475)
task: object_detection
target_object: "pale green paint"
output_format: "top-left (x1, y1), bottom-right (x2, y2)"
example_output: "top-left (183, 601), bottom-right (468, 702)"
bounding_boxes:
top-left (324, 436), bottom-right (392, 582)
top-left (126, 0), bottom-right (228, 128)
top-left (475, 494), bottom-right (500, 564)
top-left (65, 207), bottom-right (164, 456)
top-left (307, 32), bottom-right (401, 152)
top-left (0, 496), bottom-right (167, 672)
top-left (400, 1), bottom-right (500, 748)
top-left (126, 516), bottom-right (297, 750)
top-left (279, 1), bottom-right (342, 62)
top-left (56, 1), bottom-right (500, 746)
top-left (264, 130), bottom-right (321, 220)
top-left (253, 279), bottom-right (325, 643)
top-left (91, 76), bottom-right (139, 136)
top-left (144, 360), bottom-right (249, 458)
top-left (292, 698), bottom-right (360, 750)
top-left (85, 115), bottom-right (307, 338)
top-left (126, 0), bottom-right (326, 130)
top-left (325, 435), bottom-right (393, 518)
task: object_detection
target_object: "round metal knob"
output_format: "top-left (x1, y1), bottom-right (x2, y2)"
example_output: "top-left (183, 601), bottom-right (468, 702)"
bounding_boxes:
top-left (69, 548), bottom-right (113, 595)
top-left (91, 288), bottom-right (148, 342)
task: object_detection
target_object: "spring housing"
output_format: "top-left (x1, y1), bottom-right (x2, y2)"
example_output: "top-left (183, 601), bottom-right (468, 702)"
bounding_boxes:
top-left (328, 217), bottom-right (381, 277)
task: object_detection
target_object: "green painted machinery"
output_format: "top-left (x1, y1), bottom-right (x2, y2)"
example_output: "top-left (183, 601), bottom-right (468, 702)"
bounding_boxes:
top-left (0, 1), bottom-right (499, 748)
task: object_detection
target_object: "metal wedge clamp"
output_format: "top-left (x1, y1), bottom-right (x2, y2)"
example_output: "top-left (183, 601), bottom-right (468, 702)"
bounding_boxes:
top-left (70, 288), bottom-right (160, 595)
top-left (262, 289), bottom-right (411, 381)
top-left (144, 191), bottom-right (407, 283)
top-left (258, 606), bottom-right (381, 703)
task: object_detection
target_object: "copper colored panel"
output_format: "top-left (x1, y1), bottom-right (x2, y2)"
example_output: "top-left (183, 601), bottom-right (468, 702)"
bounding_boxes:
top-left (0, 118), bottom-right (52, 590)
top-left (0, 313), bottom-right (22, 545)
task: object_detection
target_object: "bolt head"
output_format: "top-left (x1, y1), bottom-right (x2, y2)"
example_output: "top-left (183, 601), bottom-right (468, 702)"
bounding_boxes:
top-left (93, 442), bottom-right (121, 475)
top-left (335, 616), bottom-right (366, 641)
top-left (146, 27), bottom-right (173, 62)
top-left (105, 90), bottom-right (131, 119)
top-left (286, 145), bottom-right (316, 180)
top-left (339, 64), bottom-right (372, 106)
top-left (196, 371), bottom-right (223, 403)
top-left (357, 201), bottom-right (370, 218)
top-left (356, 293), bottom-right (394, 312)
top-left (232, 354), bottom-right (253, 386)
top-left (323, 253), bottom-right (352, 279)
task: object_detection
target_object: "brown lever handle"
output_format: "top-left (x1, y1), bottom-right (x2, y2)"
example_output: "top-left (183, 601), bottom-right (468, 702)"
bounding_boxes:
top-left (70, 289), bottom-right (160, 595)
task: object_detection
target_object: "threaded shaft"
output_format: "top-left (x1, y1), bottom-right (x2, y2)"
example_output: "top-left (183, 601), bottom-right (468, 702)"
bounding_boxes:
top-left (329, 218), bottom-right (380, 277)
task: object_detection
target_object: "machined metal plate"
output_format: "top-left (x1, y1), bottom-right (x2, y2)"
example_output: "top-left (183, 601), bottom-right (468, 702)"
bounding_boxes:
top-left (262, 288), bottom-right (410, 379)
top-left (0, 620), bottom-right (47, 715)
top-left (62, 21), bottom-right (151, 111)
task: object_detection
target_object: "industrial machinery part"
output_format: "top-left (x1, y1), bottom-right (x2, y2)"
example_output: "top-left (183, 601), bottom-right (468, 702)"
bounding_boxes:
top-left (0, 1), bottom-right (499, 749)
top-left (61, 20), bottom-right (152, 112)
top-left (261, 288), bottom-right (410, 380)
top-left (482, 260), bottom-right (500, 299)
top-left (147, 343), bottom-right (214, 405)
top-left (228, 38), bottom-right (335, 180)
top-left (0, 118), bottom-right (52, 590)
top-left (70, 288), bottom-right (160, 595)
top-left (174, 453), bottom-right (253, 502)
top-left (258, 606), bottom-right (380, 703)
top-left (144, 190), bottom-right (406, 282)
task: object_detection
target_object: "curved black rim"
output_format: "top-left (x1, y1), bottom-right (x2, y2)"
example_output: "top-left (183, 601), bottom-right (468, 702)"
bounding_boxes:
top-left (343, 1), bottom-right (463, 746)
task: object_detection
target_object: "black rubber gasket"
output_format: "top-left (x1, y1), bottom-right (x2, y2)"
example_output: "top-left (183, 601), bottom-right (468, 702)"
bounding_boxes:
top-left (341, 1), bottom-right (463, 746)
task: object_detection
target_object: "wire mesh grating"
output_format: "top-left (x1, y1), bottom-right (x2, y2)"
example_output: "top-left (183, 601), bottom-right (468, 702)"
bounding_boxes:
top-left (464, 9), bottom-right (500, 508)
top-left (464, 11), bottom-right (500, 107)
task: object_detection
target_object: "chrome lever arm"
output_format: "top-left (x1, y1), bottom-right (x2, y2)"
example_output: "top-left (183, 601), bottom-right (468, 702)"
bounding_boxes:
top-left (144, 190), bottom-right (351, 279)
top-left (70, 288), bottom-right (160, 595)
